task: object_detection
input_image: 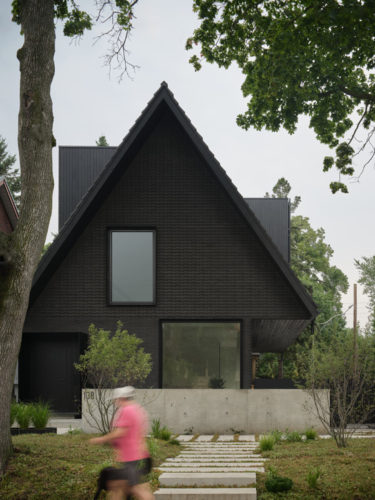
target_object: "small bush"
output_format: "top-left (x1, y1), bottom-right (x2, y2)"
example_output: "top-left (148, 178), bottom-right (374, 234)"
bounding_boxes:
top-left (270, 429), bottom-right (283, 443)
top-left (259, 435), bottom-right (275, 451)
top-left (159, 427), bottom-right (172, 441)
top-left (305, 428), bottom-right (318, 440)
top-left (10, 402), bottom-right (18, 426)
top-left (16, 404), bottom-right (32, 429)
top-left (285, 430), bottom-right (303, 442)
top-left (209, 377), bottom-right (225, 388)
top-left (151, 419), bottom-right (161, 439)
top-left (265, 466), bottom-right (293, 492)
top-left (30, 402), bottom-right (50, 429)
top-left (147, 437), bottom-right (159, 458)
top-left (307, 467), bottom-right (321, 489)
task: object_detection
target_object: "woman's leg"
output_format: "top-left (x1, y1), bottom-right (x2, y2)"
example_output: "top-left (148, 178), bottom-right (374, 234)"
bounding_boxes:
top-left (130, 482), bottom-right (154, 500)
top-left (107, 479), bottom-right (128, 500)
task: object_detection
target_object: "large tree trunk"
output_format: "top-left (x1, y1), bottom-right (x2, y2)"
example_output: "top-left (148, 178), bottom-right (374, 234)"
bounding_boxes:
top-left (0, 0), bottom-right (55, 475)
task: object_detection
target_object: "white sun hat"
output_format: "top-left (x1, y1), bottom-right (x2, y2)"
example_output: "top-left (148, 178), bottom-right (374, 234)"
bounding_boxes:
top-left (112, 386), bottom-right (135, 400)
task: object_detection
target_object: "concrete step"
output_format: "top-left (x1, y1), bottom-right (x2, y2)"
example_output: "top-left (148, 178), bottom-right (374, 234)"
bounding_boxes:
top-left (165, 458), bottom-right (266, 463)
top-left (157, 467), bottom-right (264, 473)
top-left (159, 472), bottom-right (256, 487)
top-left (154, 487), bottom-right (257, 499)
top-left (162, 462), bottom-right (265, 467)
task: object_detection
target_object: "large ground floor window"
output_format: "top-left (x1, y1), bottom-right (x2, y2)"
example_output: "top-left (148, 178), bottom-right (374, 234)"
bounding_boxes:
top-left (162, 322), bottom-right (241, 389)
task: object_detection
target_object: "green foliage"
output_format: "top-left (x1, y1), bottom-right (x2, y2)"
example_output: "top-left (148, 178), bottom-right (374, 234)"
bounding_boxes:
top-left (159, 427), bottom-right (172, 441)
top-left (285, 430), bottom-right (303, 443)
top-left (188, 0), bottom-right (375, 192)
top-left (258, 178), bottom-right (349, 380)
top-left (75, 321), bottom-right (152, 388)
top-left (151, 419), bottom-right (172, 441)
top-left (15, 403), bottom-right (32, 429)
top-left (305, 428), bottom-right (317, 440)
top-left (96, 135), bottom-right (109, 147)
top-left (30, 402), bottom-right (50, 429)
top-left (270, 429), bottom-right (283, 444)
top-left (209, 377), bottom-right (225, 388)
top-left (259, 435), bottom-right (275, 452)
top-left (0, 135), bottom-right (20, 208)
top-left (265, 466), bottom-right (293, 493)
top-left (169, 439), bottom-right (180, 446)
top-left (307, 467), bottom-right (321, 489)
top-left (296, 330), bottom-right (375, 447)
top-left (151, 419), bottom-right (161, 438)
top-left (355, 256), bottom-right (375, 331)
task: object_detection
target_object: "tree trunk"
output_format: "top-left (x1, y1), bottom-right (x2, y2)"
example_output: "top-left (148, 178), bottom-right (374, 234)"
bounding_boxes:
top-left (0, 0), bottom-right (55, 475)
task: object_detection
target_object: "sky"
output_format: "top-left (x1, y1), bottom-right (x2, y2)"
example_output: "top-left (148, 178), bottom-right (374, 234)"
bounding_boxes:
top-left (0, 1), bottom-right (373, 327)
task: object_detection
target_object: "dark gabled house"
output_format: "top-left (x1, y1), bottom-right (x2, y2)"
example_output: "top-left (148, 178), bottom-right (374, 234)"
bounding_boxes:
top-left (20, 83), bottom-right (317, 413)
top-left (0, 176), bottom-right (18, 234)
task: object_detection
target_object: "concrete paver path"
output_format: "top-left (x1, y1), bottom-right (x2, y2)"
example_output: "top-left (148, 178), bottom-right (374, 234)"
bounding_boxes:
top-left (154, 435), bottom-right (261, 499)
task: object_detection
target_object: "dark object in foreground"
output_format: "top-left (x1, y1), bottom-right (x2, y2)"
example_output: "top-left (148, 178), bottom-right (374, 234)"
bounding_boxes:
top-left (93, 458), bottom-right (152, 500)
top-left (11, 427), bottom-right (57, 435)
top-left (265, 472), bottom-right (293, 492)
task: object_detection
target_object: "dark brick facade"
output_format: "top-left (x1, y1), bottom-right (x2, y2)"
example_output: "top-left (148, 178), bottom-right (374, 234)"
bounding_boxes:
top-left (24, 108), bottom-right (310, 389)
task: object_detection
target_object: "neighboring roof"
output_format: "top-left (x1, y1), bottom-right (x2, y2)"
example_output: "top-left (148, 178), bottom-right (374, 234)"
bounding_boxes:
top-left (0, 176), bottom-right (19, 230)
top-left (245, 198), bottom-right (290, 262)
top-left (31, 83), bottom-right (318, 318)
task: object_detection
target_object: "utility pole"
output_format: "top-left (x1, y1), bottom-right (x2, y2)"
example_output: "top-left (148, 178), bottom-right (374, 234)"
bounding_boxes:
top-left (353, 283), bottom-right (358, 376)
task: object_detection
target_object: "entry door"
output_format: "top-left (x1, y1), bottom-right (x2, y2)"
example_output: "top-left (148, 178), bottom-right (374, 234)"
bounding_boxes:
top-left (19, 333), bottom-right (81, 413)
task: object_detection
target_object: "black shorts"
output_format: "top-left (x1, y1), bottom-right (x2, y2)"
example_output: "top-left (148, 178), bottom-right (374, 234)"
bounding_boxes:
top-left (111, 458), bottom-right (152, 486)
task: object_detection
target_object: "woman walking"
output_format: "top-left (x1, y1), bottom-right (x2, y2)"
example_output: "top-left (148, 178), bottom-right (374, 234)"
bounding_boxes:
top-left (90, 386), bottom-right (154, 500)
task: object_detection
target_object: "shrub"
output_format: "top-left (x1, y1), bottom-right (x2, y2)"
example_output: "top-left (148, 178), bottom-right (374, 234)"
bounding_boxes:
top-left (30, 402), bottom-right (50, 429)
top-left (16, 403), bottom-right (32, 429)
top-left (265, 466), bottom-right (293, 493)
top-left (209, 377), bottom-right (225, 388)
top-left (151, 419), bottom-right (172, 441)
top-left (285, 430), bottom-right (303, 442)
top-left (75, 321), bottom-right (152, 433)
top-left (270, 429), bottom-right (283, 443)
top-left (305, 429), bottom-right (318, 439)
top-left (305, 428), bottom-right (318, 440)
top-left (307, 467), bottom-right (321, 489)
top-left (151, 419), bottom-right (161, 438)
top-left (259, 434), bottom-right (275, 451)
top-left (159, 427), bottom-right (172, 441)
top-left (10, 401), bottom-right (18, 426)
top-left (147, 437), bottom-right (159, 458)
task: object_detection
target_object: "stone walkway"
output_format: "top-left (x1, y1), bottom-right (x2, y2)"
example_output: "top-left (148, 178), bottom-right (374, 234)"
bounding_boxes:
top-left (154, 435), bottom-right (263, 499)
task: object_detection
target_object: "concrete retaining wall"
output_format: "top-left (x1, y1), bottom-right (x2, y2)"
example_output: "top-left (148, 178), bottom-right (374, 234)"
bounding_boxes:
top-left (82, 388), bottom-right (328, 434)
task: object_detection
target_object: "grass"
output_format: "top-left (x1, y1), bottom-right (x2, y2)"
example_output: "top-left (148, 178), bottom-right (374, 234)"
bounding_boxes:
top-left (257, 437), bottom-right (375, 499)
top-left (0, 433), bottom-right (181, 499)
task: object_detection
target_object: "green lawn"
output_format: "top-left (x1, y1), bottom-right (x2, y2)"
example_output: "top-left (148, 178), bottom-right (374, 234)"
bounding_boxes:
top-left (257, 438), bottom-right (375, 499)
top-left (0, 433), bottom-right (180, 499)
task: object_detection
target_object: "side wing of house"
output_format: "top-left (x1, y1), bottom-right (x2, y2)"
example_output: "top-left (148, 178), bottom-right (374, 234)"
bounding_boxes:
top-left (21, 83), bottom-right (317, 412)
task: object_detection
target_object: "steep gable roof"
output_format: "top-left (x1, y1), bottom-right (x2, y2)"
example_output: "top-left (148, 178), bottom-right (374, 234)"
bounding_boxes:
top-left (31, 83), bottom-right (317, 318)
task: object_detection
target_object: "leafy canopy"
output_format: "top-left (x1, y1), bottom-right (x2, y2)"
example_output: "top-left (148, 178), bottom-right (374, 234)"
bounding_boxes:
top-left (187, 0), bottom-right (375, 193)
top-left (75, 321), bottom-right (152, 388)
top-left (257, 178), bottom-right (348, 378)
top-left (96, 135), bottom-right (109, 147)
top-left (355, 255), bottom-right (375, 331)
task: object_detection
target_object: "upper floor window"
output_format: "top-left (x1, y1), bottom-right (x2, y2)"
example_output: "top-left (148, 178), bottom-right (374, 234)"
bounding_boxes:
top-left (109, 230), bottom-right (155, 304)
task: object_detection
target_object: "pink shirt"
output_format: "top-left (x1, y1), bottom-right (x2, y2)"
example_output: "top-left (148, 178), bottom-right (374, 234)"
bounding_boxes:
top-left (113, 402), bottom-right (149, 462)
